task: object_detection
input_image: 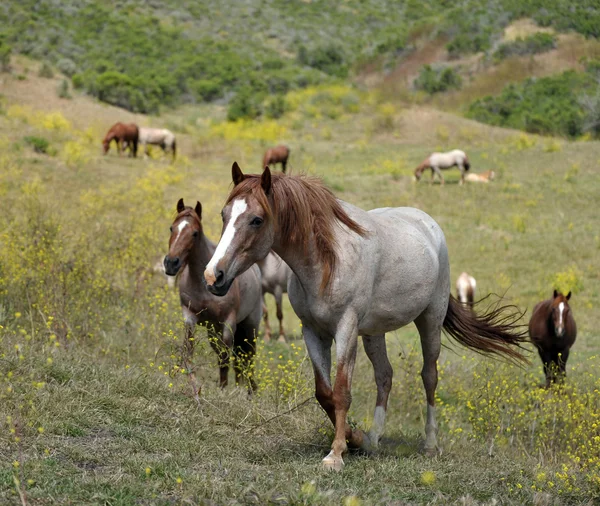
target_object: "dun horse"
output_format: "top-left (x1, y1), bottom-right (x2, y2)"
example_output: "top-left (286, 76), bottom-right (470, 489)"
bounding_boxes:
top-left (139, 127), bottom-right (177, 160)
top-left (465, 170), bottom-right (495, 183)
top-left (414, 149), bottom-right (470, 185)
top-left (263, 145), bottom-right (290, 173)
top-left (529, 290), bottom-right (577, 388)
top-left (204, 163), bottom-right (527, 471)
top-left (102, 122), bottom-right (139, 157)
top-left (456, 272), bottom-right (476, 309)
top-left (164, 198), bottom-right (262, 393)
top-left (257, 252), bottom-right (291, 342)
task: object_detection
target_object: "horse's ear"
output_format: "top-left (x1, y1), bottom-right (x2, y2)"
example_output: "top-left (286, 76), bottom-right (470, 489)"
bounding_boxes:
top-left (195, 201), bottom-right (202, 219)
top-left (566, 291), bottom-right (572, 300)
top-left (177, 198), bottom-right (185, 213)
top-left (553, 289), bottom-right (558, 299)
top-left (261, 166), bottom-right (272, 195)
top-left (232, 162), bottom-right (245, 186)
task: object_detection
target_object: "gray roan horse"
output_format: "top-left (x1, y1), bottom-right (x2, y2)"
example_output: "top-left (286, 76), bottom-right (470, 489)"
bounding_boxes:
top-left (204, 164), bottom-right (527, 471)
top-left (164, 198), bottom-right (262, 394)
top-left (257, 251), bottom-right (292, 342)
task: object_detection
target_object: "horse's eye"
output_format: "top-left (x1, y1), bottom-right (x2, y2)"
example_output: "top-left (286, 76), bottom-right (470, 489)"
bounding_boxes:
top-left (192, 231), bottom-right (199, 238)
top-left (169, 225), bottom-right (173, 233)
top-left (250, 217), bottom-right (264, 227)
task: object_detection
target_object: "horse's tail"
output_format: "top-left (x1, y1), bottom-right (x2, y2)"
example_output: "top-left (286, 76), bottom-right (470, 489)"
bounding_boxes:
top-left (443, 295), bottom-right (528, 363)
top-left (171, 139), bottom-right (176, 161)
top-left (463, 155), bottom-right (471, 171)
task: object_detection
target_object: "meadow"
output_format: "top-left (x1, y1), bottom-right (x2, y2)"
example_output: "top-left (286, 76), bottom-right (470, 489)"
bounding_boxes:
top-left (0, 64), bottom-right (599, 505)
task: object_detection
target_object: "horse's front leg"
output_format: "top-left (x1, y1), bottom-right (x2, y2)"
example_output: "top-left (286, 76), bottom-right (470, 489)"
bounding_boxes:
top-left (217, 319), bottom-right (236, 388)
top-left (262, 294), bottom-right (272, 342)
top-left (432, 166), bottom-right (444, 185)
top-left (181, 307), bottom-right (200, 398)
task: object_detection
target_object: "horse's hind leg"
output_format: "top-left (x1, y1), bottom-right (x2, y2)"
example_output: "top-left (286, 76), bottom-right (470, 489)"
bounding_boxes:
top-left (281, 160), bottom-right (287, 174)
top-left (274, 285), bottom-right (285, 342)
top-left (262, 294), bottom-right (272, 342)
top-left (414, 306), bottom-right (443, 456)
top-left (362, 334), bottom-right (392, 450)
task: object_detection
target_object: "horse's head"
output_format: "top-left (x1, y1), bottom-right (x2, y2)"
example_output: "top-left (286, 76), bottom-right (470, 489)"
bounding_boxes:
top-left (102, 139), bottom-right (110, 154)
top-left (550, 289), bottom-right (572, 338)
top-left (204, 163), bottom-right (275, 296)
top-left (414, 159), bottom-right (429, 181)
top-left (164, 198), bottom-right (203, 276)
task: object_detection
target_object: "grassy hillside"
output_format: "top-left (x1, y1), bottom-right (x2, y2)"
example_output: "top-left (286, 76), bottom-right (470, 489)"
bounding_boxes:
top-left (0, 64), bottom-right (599, 504)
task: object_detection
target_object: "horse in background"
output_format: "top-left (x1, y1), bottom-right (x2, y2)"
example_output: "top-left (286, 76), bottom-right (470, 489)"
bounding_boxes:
top-left (414, 149), bottom-right (470, 185)
top-left (465, 170), bottom-right (495, 183)
top-left (164, 198), bottom-right (262, 395)
top-left (257, 252), bottom-right (292, 343)
top-left (263, 145), bottom-right (290, 173)
top-left (529, 290), bottom-right (577, 388)
top-left (456, 272), bottom-right (476, 309)
top-left (139, 128), bottom-right (177, 160)
top-left (102, 122), bottom-right (139, 157)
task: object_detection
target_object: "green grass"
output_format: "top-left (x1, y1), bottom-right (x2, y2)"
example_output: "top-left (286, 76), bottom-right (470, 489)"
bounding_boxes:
top-left (0, 75), bottom-right (599, 504)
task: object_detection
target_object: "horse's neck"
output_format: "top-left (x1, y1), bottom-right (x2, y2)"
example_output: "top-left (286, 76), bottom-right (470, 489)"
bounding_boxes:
top-left (187, 234), bottom-right (215, 279)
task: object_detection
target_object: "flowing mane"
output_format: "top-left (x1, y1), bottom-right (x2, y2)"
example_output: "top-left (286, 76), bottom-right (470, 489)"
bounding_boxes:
top-left (226, 172), bottom-right (367, 293)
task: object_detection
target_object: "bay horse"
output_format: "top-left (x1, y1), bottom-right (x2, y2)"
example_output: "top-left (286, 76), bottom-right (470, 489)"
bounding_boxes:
top-left (102, 122), bottom-right (139, 157)
top-left (414, 149), bottom-right (470, 185)
top-left (529, 290), bottom-right (577, 388)
top-left (257, 251), bottom-right (292, 342)
top-left (456, 272), bottom-right (476, 309)
top-left (263, 145), bottom-right (290, 173)
top-left (465, 170), bottom-right (495, 183)
top-left (204, 163), bottom-right (527, 471)
top-left (139, 127), bottom-right (177, 161)
top-left (164, 198), bottom-right (262, 393)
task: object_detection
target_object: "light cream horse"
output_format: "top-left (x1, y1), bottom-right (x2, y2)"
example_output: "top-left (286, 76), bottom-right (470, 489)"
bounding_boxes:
top-left (456, 272), bottom-right (476, 309)
top-left (414, 149), bottom-right (470, 185)
top-left (465, 170), bottom-right (495, 183)
top-left (257, 251), bottom-right (292, 342)
top-left (139, 127), bottom-right (177, 160)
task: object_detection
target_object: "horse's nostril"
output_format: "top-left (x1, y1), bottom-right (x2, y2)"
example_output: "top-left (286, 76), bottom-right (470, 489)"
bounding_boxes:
top-left (216, 270), bottom-right (224, 284)
top-left (173, 257), bottom-right (181, 268)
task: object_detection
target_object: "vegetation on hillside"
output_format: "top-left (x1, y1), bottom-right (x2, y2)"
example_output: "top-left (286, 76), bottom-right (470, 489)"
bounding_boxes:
top-left (493, 32), bottom-right (557, 60)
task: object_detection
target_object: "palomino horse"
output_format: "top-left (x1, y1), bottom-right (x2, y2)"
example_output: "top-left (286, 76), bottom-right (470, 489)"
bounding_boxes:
top-left (102, 122), bottom-right (139, 157)
top-left (414, 149), bottom-right (470, 185)
top-left (263, 145), bottom-right (290, 173)
top-left (139, 127), bottom-right (177, 160)
top-left (529, 290), bottom-right (577, 388)
top-left (257, 251), bottom-right (292, 342)
top-left (465, 170), bottom-right (495, 183)
top-left (164, 198), bottom-right (262, 393)
top-left (204, 163), bottom-right (527, 471)
top-left (456, 272), bottom-right (476, 309)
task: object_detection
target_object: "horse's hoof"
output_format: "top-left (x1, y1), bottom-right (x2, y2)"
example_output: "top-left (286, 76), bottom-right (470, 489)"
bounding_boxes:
top-left (362, 432), bottom-right (379, 452)
top-left (322, 451), bottom-right (344, 472)
top-left (277, 335), bottom-right (287, 344)
top-left (422, 446), bottom-right (439, 458)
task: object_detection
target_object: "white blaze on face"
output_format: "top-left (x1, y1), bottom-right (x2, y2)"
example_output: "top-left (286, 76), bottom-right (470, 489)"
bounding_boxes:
top-left (557, 302), bottom-right (565, 334)
top-left (173, 220), bottom-right (188, 245)
top-left (205, 199), bottom-right (247, 283)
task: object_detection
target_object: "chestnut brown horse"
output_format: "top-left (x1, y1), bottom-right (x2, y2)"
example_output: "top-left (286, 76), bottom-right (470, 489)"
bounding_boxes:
top-left (263, 145), bottom-right (290, 173)
top-left (102, 122), bottom-right (139, 157)
top-left (204, 163), bottom-right (527, 471)
top-left (164, 198), bottom-right (263, 394)
top-left (529, 290), bottom-right (577, 387)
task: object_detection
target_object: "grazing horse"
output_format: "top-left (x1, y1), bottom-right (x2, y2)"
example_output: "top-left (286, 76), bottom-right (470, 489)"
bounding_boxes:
top-left (456, 272), bottom-right (476, 309)
top-left (164, 198), bottom-right (262, 393)
top-left (257, 251), bottom-right (292, 342)
top-left (204, 163), bottom-right (527, 471)
top-left (529, 290), bottom-right (577, 388)
top-left (102, 122), bottom-right (139, 157)
top-left (263, 145), bottom-right (290, 173)
top-left (139, 127), bottom-right (177, 160)
top-left (465, 170), bottom-right (495, 183)
top-left (414, 149), bottom-right (470, 185)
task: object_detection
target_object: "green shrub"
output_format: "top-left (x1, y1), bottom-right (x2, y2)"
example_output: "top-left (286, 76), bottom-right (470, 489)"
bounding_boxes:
top-left (57, 79), bottom-right (71, 99)
top-left (24, 135), bottom-right (50, 154)
top-left (0, 35), bottom-right (11, 72)
top-left (414, 65), bottom-right (462, 94)
top-left (297, 43), bottom-right (348, 77)
top-left (265, 95), bottom-right (287, 119)
top-left (71, 74), bottom-right (83, 89)
top-left (494, 33), bottom-right (557, 60)
top-left (227, 88), bottom-right (263, 122)
top-left (194, 79), bottom-right (222, 102)
top-left (38, 62), bottom-right (54, 78)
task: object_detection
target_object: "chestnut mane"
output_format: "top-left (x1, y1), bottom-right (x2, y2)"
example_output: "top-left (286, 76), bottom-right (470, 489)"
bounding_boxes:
top-left (226, 172), bottom-right (367, 293)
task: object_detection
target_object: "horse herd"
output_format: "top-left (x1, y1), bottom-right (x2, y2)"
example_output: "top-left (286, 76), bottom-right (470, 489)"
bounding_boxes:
top-left (102, 122), bottom-right (177, 160)
top-left (159, 157), bottom-right (577, 471)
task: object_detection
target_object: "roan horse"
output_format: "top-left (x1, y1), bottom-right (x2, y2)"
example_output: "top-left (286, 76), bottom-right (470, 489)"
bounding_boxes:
top-left (204, 163), bottom-right (527, 471)
top-left (257, 251), bottom-right (292, 342)
top-left (414, 149), bottom-right (470, 185)
top-left (456, 272), bottom-right (476, 309)
top-left (263, 145), bottom-right (290, 173)
top-left (529, 290), bottom-right (577, 388)
top-left (102, 122), bottom-right (139, 157)
top-left (139, 127), bottom-right (177, 161)
top-left (164, 198), bottom-right (262, 393)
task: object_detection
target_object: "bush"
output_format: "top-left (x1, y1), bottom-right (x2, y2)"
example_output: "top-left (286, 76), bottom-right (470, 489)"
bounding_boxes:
top-left (494, 33), bottom-right (557, 60)
top-left (57, 79), bottom-right (72, 99)
top-left (38, 62), bottom-right (54, 78)
top-left (265, 95), bottom-right (287, 119)
top-left (297, 43), bottom-right (348, 77)
top-left (24, 135), bottom-right (50, 154)
top-left (414, 65), bottom-right (462, 94)
top-left (227, 88), bottom-right (263, 122)
top-left (71, 74), bottom-right (83, 89)
top-left (56, 58), bottom-right (77, 77)
top-left (0, 35), bottom-right (12, 72)
top-left (194, 79), bottom-right (222, 102)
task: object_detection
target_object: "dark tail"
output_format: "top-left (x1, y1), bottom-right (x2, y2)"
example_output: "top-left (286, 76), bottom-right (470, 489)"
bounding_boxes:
top-left (443, 295), bottom-right (528, 363)
top-left (463, 156), bottom-right (470, 171)
top-left (172, 140), bottom-right (176, 161)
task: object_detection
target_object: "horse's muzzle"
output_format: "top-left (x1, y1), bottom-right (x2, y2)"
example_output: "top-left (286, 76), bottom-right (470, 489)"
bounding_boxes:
top-left (163, 255), bottom-right (181, 276)
top-left (206, 277), bottom-right (233, 297)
